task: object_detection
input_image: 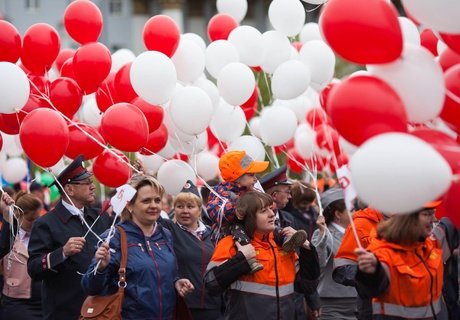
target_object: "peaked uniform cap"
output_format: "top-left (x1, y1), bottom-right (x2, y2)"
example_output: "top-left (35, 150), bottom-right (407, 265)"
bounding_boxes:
top-left (49, 155), bottom-right (92, 188)
top-left (259, 165), bottom-right (292, 190)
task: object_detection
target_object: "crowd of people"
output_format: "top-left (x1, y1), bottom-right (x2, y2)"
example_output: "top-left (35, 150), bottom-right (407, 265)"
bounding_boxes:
top-left (0, 150), bottom-right (459, 320)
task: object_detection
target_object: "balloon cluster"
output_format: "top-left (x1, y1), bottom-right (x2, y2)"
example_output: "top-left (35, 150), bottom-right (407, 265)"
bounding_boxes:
top-left (0, 0), bottom-right (460, 225)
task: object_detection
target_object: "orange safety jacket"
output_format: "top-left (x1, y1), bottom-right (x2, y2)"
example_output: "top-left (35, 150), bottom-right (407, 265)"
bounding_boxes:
top-left (334, 208), bottom-right (384, 268)
top-left (207, 232), bottom-right (299, 319)
top-left (367, 237), bottom-right (444, 319)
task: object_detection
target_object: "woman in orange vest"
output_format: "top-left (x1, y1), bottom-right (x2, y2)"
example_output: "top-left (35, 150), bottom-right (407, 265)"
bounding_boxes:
top-left (355, 204), bottom-right (443, 320)
top-left (204, 191), bottom-right (320, 320)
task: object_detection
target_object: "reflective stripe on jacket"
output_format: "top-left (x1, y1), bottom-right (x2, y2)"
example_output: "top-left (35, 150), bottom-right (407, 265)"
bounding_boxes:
top-left (207, 232), bottom-right (298, 319)
top-left (368, 237), bottom-right (443, 319)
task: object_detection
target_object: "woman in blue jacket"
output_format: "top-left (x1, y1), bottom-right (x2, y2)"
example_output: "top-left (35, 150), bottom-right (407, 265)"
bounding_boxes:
top-left (82, 175), bottom-right (194, 320)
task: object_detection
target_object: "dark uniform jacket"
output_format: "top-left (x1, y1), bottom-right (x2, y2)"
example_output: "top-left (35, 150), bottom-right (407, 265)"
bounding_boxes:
top-left (27, 200), bottom-right (112, 320)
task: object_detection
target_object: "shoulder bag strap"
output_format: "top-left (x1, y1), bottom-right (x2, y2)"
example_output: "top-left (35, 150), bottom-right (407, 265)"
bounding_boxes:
top-left (116, 226), bottom-right (128, 288)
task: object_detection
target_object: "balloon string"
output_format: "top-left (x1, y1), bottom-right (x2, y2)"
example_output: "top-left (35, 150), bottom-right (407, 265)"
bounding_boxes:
top-left (27, 79), bottom-right (142, 175)
top-left (305, 3), bottom-right (324, 13)
top-left (271, 146), bottom-right (280, 168)
top-left (446, 89), bottom-right (460, 104)
top-left (262, 71), bottom-right (273, 105)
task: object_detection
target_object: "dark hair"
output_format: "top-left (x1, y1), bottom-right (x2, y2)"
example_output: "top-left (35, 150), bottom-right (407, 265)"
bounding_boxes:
top-left (291, 181), bottom-right (316, 207)
top-left (377, 211), bottom-right (425, 245)
top-left (236, 191), bottom-right (273, 238)
top-left (323, 199), bottom-right (346, 225)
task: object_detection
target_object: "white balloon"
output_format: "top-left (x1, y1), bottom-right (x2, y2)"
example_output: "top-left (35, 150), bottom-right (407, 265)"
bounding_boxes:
top-left (402, 0), bottom-right (460, 34)
top-left (276, 94), bottom-right (315, 123)
top-left (216, 0), bottom-right (248, 23)
top-left (193, 77), bottom-right (220, 110)
top-left (205, 40), bottom-right (239, 79)
top-left (339, 136), bottom-right (358, 156)
top-left (3, 157), bottom-right (28, 184)
top-left (182, 33), bottom-right (207, 52)
top-left (298, 40), bottom-right (335, 91)
top-left (294, 123), bottom-right (317, 159)
top-left (210, 102), bottom-right (246, 143)
top-left (111, 48), bottom-right (136, 73)
top-left (157, 140), bottom-right (177, 159)
top-left (49, 158), bottom-right (67, 176)
top-left (194, 151), bottom-right (220, 181)
top-left (350, 133), bottom-right (452, 214)
top-left (81, 96), bottom-right (103, 127)
top-left (170, 131), bottom-right (207, 155)
top-left (163, 107), bottom-right (195, 143)
top-left (260, 107), bottom-right (298, 146)
top-left (398, 17), bottom-right (421, 46)
top-left (261, 31), bottom-right (292, 74)
top-left (157, 160), bottom-right (196, 196)
top-left (301, 0), bottom-right (327, 4)
top-left (0, 152), bottom-right (7, 174)
top-left (0, 62), bottom-right (30, 114)
top-left (300, 23), bottom-right (323, 44)
top-left (249, 117), bottom-right (262, 138)
top-left (229, 135), bottom-right (266, 161)
top-left (136, 153), bottom-right (165, 175)
top-left (172, 39), bottom-right (205, 84)
top-left (228, 26), bottom-right (263, 67)
top-left (218, 62), bottom-right (255, 106)
top-left (368, 44), bottom-right (445, 123)
top-left (170, 86), bottom-right (213, 135)
top-left (272, 60), bottom-right (311, 100)
top-left (130, 51), bottom-right (177, 105)
top-left (268, 0), bottom-right (306, 37)
top-left (437, 40), bottom-right (448, 56)
top-left (2, 133), bottom-right (23, 157)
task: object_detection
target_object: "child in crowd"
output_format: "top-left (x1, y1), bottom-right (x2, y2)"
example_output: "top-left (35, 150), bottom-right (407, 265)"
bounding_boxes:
top-left (207, 150), bottom-right (308, 273)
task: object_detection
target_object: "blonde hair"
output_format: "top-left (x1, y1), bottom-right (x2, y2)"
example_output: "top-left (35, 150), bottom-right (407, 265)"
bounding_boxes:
top-left (121, 175), bottom-right (165, 221)
top-left (173, 192), bottom-right (202, 208)
top-left (377, 211), bottom-right (425, 245)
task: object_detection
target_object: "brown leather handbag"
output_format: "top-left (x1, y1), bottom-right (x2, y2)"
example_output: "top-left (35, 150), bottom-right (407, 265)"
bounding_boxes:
top-left (80, 226), bottom-right (128, 320)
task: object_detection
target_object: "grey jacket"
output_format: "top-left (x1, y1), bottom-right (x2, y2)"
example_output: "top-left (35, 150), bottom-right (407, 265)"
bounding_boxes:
top-left (312, 224), bottom-right (357, 298)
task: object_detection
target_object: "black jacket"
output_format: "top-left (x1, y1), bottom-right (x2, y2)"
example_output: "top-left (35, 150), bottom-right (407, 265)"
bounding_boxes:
top-left (27, 201), bottom-right (112, 320)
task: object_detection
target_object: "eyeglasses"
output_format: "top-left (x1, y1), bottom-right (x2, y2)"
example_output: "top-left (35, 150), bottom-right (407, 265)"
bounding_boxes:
top-left (69, 179), bottom-right (94, 186)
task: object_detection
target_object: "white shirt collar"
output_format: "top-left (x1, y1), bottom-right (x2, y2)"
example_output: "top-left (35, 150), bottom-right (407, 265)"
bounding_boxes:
top-left (331, 222), bottom-right (346, 234)
top-left (62, 199), bottom-right (84, 216)
top-left (177, 220), bottom-right (207, 237)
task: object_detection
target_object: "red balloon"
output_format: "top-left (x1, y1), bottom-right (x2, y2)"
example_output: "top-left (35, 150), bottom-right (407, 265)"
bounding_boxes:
top-left (306, 108), bottom-right (329, 130)
top-left (19, 108), bottom-right (69, 167)
top-left (443, 167), bottom-right (460, 227)
top-left (328, 75), bottom-right (408, 146)
top-left (73, 42), bottom-right (112, 94)
top-left (0, 20), bottom-right (21, 63)
top-left (240, 86), bottom-right (258, 120)
top-left (0, 132), bottom-right (3, 152)
top-left (411, 128), bottom-right (460, 170)
top-left (441, 64), bottom-right (460, 132)
top-left (28, 74), bottom-right (50, 99)
top-left (131, 97), bottom-right (164, 133)
top-left (65, 123), bottom-right (105, 160)
top-left (55, 48), bottom-right (75, 72)
top-left (100, 103), bottom-right (149, 152)
top-left (0, 113), bottom-right (21, 134)
top-left (143, 15), bottom-right (180, 57)
top-left (18, 96), bottom-right (43, 123)
top-left (114, 63), bottom-right (138, 103)
top-left (440, 33), bottom-right (460, 56)
top-left (274, 138), bottom-right (294, 155)
top-left (320, 81), bottom-right (339, 112)
top-left (439, 48), bottom-right (460, 72)
top-left (50, 77), bottom-right (83, 119)
top-left (64, 0), bottom-right (103, 45)
top-left (95, 72), bottom-right (122, 112)
top-left (292, 41), bottom-right (303, 52)
top-left (93, 149), bottom-right (132, 188)
top-left (320, 0), bottom-right (402, 64)
top-left (140, 124), bottom-right (168, 155)
top-left (60, 57), bottom-right (76, 80)
top-left (286, 148), bottom-right (306, 174)
top-left (316, 125), bottom-right (340, 154)
top-left (21, 23), bottom-right (61, 74)
top-left (207, 13), bottom-right (238, 42)
top-left (420, 29), bottom-right (439, 56)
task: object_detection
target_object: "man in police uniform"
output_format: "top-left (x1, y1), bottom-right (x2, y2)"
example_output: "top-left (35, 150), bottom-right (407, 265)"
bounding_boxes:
top-left (27, 155), bottom-right (112, 320)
